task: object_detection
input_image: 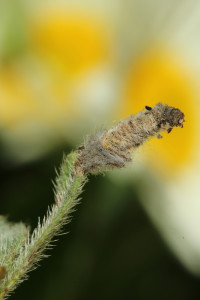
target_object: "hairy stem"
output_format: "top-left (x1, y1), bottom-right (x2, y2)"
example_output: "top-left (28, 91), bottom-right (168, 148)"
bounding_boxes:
top-left (0, 152), bottom-right (86, 299)
top-left (0, 103), bottom-right (185, 299)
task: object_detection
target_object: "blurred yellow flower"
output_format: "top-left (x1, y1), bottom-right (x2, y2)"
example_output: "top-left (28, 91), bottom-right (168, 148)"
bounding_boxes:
top-left (0, 3), bottom-right (114, 161)
top-left (0, 66), bottom-right (37, 128)
top-left (30, 11), bottom-right (111, 75)
top-left (115, 46), bottom-right (200, 276)
top-left (118, 48), bottom-right (198, 176)
top-left (108, 1), bottom-right (200, 275)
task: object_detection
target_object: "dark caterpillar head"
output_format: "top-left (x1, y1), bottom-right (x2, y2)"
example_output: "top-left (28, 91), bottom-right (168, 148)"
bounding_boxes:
top-left (153, 103), bottom-right (185, 130)
top-left (164, 106), bottom-right (185, 128)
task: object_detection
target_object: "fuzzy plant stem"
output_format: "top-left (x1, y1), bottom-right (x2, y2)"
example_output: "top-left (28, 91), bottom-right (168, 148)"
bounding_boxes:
top-left (0, 103), bottom-right (184, 299)
top-left (0, 152), bottom-right (86, 299)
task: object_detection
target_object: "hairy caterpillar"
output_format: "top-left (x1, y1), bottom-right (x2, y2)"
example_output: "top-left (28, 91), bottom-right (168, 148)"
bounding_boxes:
top-left (75, 103), bottom-right (184, 175)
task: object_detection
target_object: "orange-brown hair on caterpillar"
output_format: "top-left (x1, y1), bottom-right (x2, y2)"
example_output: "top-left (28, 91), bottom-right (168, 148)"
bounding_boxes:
top-left (75, 103), bottom-right (184, 175)
top-left (0, 266), bottom-right (6, 282)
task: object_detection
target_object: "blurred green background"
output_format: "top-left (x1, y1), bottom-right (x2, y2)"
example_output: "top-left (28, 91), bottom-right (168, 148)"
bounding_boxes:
top-left (1, 0), bottom-right (200, 299)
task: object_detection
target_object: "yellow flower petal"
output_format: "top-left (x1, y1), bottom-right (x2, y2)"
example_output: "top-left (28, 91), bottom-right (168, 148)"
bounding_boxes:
top-left (118, 48), bottom-right (198, 176)
top-left (30, 11), bottom-right (111, 75)
top-left (0, 66), bottom-right (37, 128)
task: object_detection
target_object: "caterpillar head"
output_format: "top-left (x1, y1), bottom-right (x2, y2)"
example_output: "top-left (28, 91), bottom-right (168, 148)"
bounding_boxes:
top-left (153, 103), bottom-right (185, 132)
